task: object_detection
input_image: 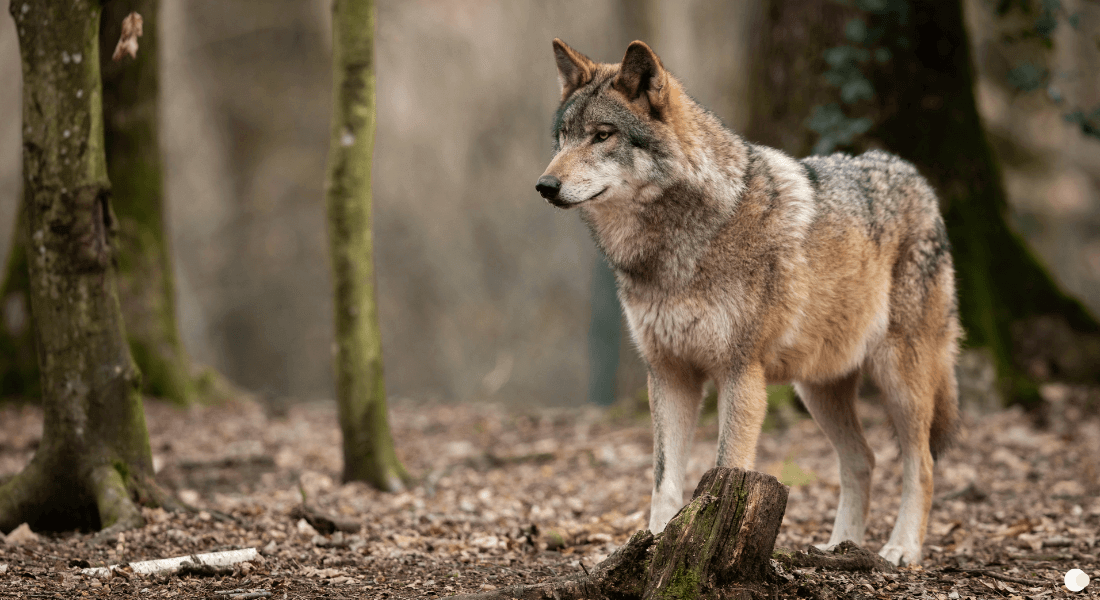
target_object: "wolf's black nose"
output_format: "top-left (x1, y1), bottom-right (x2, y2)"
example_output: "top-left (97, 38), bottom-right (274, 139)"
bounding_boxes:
top-left (536, 176), bottom-right (562, 200)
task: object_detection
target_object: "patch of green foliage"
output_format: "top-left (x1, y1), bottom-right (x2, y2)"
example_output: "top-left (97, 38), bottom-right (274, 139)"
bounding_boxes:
top-left (810, 0), bottom-right (1100, 153)
top-left (809, 0), bottom-right (910, 155)
top-left (995, 0), bottom-right (1100, 141)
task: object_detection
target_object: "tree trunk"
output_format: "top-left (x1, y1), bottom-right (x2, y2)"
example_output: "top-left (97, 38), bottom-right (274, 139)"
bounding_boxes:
top-left (98, 0), bottom-right (204, 405)
top-left (0, 208), bottom-right (38, 400)
top-left (0, 0), bottom-right (160, 536)
top-left (587, 253), bottom-right (621, 406)
top-left (747, 0), bottom-right (1100, 404)
top-left (325, 0), bottom-right (406, 491)
top-left (0, 1), bottom-right (231, 406)
top-left (447, 468), bottom-right (789, 600)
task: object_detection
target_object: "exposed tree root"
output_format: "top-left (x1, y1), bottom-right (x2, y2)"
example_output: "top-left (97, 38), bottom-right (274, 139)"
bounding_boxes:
top-left (0, 457), bottom-right (185, 540)
top-left (90, 463), bottom-right (146, 542)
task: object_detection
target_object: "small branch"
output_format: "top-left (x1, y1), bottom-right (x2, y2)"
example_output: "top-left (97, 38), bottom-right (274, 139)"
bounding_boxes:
top-left (942, 566), bottom-right (1047, 586)
top-left (289, 504), bottom-right (361, 534)
top-left (82, 548), bottom-right (260, 578)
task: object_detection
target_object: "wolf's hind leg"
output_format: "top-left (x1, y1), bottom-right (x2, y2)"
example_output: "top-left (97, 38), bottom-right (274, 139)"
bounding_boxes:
top-left (794, 371), bottom-right (874, 549)
top-left (647, 369), bottom-right (705, 534)
top-left (868, 345), bottom-right (938, 566)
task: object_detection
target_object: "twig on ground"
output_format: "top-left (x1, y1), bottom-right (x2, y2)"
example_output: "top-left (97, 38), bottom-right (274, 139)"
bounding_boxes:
top-left (81, 548), bottom-right (260, 578)
top-left (943, 566), bottom-right (1046, 586)
top-left (289, 504), bottom-right (361, 534)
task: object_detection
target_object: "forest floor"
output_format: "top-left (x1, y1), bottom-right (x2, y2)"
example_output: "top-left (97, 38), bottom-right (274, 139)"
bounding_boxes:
top-left (0, 386), bottom-right (1097, 599)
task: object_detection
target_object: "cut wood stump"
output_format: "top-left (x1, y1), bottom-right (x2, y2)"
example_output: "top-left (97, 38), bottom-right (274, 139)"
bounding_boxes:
top-left (447, 467), bottom-right (789, 600)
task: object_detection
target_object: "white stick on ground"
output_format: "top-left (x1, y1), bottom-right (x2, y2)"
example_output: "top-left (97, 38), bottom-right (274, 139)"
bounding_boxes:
top-left (82, 547), bottom-right (259, 577)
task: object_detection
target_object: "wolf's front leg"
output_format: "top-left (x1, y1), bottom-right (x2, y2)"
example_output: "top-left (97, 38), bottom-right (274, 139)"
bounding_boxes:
top-left (715, 363), bottom-right (767, 470)
top-left (647, 369), bottom-right (705, 533)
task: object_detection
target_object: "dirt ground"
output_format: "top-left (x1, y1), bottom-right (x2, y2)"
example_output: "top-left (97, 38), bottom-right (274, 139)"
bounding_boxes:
top-left (0, 386), bottom-right (1097, 599)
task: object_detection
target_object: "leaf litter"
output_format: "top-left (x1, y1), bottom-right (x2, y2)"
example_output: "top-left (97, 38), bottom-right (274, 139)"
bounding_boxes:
top-left (0, 383), bottom-right (1096, 598)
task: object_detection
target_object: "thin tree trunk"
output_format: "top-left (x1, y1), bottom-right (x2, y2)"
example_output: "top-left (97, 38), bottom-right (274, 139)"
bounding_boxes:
top-left (0, 207), bottom-right (37, 400)
top-left (587, 254), bottom-right (620, 406)
top-left (1, 2), bottom-right (232, 406)
top-left (747, 0), bottom-right (1100, 404)
top-left (584, 0), bottom-right (661, 408)
top-left (98, 0), bottom-right (200, 405)
top-left (325, 0), bottom-right (406, 491)
top-left (869, 0), bottom-right (1099, 402)
top-left (0, 0), bottom-right (160, 535)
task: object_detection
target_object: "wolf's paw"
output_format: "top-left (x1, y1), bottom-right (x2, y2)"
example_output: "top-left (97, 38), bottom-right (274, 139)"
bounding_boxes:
top-left (813, 543), bottom-right (838, 553)
top-left (879, 543), bottom-right (920, 566)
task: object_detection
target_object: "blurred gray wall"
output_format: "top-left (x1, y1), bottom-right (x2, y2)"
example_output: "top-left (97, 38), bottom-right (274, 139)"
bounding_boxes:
top-left (0, 0), bottom-right (760, 405)
top-left (1, 0), bottom-right (1096, 405)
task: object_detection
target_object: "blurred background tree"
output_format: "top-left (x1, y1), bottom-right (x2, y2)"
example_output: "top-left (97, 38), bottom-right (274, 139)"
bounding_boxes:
top-left (748, 0), bottom-right (1100, 407)
top-left (0, 0), bottom-right (233, 406)
top-left (0, 0), bottom-right (159, 536)
top-left (325, 0), bottom-right (406, 491)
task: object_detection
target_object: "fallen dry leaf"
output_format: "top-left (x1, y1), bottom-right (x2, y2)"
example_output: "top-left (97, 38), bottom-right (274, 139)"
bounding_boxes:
top-left (112, 12), bottom-right (143, 61)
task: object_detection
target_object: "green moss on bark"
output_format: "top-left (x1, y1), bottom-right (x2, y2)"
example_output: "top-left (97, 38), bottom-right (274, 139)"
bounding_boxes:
top-left (1, 2), bottom-right (229, 406)
top-left (326, 0), bottom-right (407, 491)
top-left (99, 0), bottom-right (197, 405)
top-left (747, 0), bottom-right (1100, 405)
top-left (0, 208), bottom-right (38, 400)
top-left (0, 0), bottom-right (157, 535)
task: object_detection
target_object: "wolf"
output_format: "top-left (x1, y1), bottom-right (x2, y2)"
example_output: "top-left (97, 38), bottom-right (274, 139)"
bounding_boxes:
top-left (535, 39), bottom-right (960, 566)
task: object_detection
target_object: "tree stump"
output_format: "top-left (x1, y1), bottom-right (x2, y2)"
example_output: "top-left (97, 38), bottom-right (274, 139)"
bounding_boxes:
top-left (448, 467), bottom-right (789, 600)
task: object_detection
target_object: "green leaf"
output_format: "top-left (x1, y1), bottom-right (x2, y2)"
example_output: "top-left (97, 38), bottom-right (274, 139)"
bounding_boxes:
top-left (845, 18), bottom-right (868, 44)
top-left (841, 78), bottom-right (874, 103)
top-left (1007, 63), bottom-right (1048, 92)
top-left (1064, 107), bottom-right (1100, 141)
top-left (855, 0), bottom-right (887, 12)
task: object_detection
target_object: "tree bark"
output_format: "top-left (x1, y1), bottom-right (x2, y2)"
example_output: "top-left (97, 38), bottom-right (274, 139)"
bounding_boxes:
top-left (325, 0), bottom-right (406, 491)
top-left (1, 2), bottom-right (232, 406)
top-left (98, 0), bottom-right (205, 405)
top-left (447, 468), bottom-right (788, 600)
top-left (747, 0), bottom-right (1100, 404)
top-left (0, 207), bottom-right (37, 400)
top-left (0, 0), bottom-right (160, 536)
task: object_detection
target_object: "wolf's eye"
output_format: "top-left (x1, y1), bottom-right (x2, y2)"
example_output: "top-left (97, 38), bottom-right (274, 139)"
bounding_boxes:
top-left (594, 131), bottom-right (612, 143)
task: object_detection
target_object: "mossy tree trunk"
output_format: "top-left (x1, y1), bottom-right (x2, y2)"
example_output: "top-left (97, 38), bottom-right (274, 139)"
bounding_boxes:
top-left (98, 0), bottom-right (204, 405)
top-left (0, 1), bottom-right (224, 406)
top-left (747, 0), bottom-right (1100, 405)
top-left (0, 208), bottom-right (38, 400)
top-left (325, 0), bottom-right (406, 491)
top-left (869, 0), bottom-right (1099, 403)
top-left (0, 0), bottom-right (160, 536)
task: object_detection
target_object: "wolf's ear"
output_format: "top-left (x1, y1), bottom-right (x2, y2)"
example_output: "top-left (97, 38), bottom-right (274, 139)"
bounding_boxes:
top-left (613, 41), bottom-right (668, 112)
top-left (553, 39), bottom-right (595, 101)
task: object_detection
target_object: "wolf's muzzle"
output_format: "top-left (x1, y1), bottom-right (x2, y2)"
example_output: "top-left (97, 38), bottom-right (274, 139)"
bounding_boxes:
top-left (536, 175), bottom-right (562, 201)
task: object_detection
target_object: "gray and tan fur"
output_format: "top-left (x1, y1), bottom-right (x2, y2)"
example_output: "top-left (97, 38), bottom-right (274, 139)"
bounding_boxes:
top-left (536, 39), bottom-right (960, 566)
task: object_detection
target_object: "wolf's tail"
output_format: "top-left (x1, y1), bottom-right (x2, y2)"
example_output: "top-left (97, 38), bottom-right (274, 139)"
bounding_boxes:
top-left (929, 370), bottom-right (960, 461)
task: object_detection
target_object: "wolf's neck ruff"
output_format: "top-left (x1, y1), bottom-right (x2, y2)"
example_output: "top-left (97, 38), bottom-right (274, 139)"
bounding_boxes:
top-left (571, 85), bottom-right (751, 289)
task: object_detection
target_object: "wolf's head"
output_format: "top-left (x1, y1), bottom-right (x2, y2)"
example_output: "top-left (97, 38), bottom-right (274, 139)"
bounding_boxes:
top-left (535, 39), bottom-right (683, 209)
